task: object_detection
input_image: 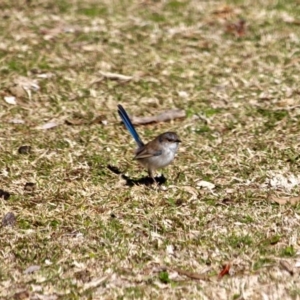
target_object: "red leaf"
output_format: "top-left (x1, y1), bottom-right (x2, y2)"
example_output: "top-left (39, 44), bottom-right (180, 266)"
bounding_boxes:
top-left (218, 264), bottom-right (231, 280)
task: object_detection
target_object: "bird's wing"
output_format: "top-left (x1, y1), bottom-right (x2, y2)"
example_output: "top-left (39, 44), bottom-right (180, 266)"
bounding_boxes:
top-left (134, 146), bottom-right (162, 159)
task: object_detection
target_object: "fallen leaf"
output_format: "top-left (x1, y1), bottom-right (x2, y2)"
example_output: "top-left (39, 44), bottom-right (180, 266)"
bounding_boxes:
top-left (24, 265), bottom-right (40, 274)
top-left (218, 263), bottom-right (231, 280)
top-left (36, 72), bottom-right (54, 79)
top-left (90, 115), bottom-right (108, 125)
top-left (9, 118), bottom-right (25, 124)
top-left (295, 260), bottom-right (300, 268)
top-left (221, 198), bottom-right (235, 205)
top-left (166, 245), bottom-right (174, 255)
top-left (281, 12), bottom-right (296, 24)
top-left (35, 121), bottom-right (60, 130)
top-left (177, 91), bottom-right (189, 98)
top-left (225, 19), bottom-right (246, 37)
top-left (128, 109), bottom-right (186, 125)
top-left (13, 290), bottom-right (29, 300)
top-left (45, 259), bottom-right (52, 265)
top-left (82, 44), bottom-right (104, 52)
top-left (32, 295), bottom-right (57, 300)
top-left (82, 276), bottom-right (109, 291)
top-left (13, 76), bottom-right (40, 92)
top-left (65, 119), bottom-right (87, 126)
top-left (8, 76), bottom-right (40, 101)
top-left (2, 212), bottom-right (16, 227)
top-left (4, 96), bottom-right (17, 105)
top-left (99, 71), bottom-right (132, 81)
top-left (196, 180), bottom-right (215, 190)
top-left (266, 173), bottom-right (300, 191)
top-left (168, 266), bottom-right (209, 281)
top-left (212, 5), bottom-right (234, 17)
top-left (269, 195), bottom-right (300, 205)
top-left (75, 270), bottom-right (91, 283)
top-left (276, 98), bottom-right (295, 107)
top-left (180, 186), bottom-right (199, 200)
top-left (280, 260), bottom-right (294, 275)
top-left (40, 25), bottom-right (69, 40)
top-left (9, 85), bottom-right (27, 98)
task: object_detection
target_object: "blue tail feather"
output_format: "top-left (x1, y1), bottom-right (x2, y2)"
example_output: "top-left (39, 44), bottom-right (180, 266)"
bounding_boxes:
top-left (118, 105), bottom-right (144, 147)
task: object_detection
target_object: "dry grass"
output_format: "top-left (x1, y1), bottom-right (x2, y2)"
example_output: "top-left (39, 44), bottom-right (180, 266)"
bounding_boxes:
top-left (1, 0), bottom-right (300, 299)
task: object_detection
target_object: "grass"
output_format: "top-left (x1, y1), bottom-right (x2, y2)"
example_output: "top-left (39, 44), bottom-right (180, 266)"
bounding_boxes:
top-left (1, 0), bottom-right (300, 298)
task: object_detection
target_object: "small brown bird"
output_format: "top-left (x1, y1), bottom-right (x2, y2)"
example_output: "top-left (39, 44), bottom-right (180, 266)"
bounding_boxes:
top-left (118, 105), bottom-right (181, 180)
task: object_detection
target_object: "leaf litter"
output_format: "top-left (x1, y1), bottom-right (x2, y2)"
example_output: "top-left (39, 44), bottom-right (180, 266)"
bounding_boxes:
top-left (1, 0), bottom-right (300, 299)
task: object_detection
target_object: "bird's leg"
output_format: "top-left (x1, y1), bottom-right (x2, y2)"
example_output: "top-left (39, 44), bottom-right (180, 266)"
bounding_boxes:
top-left (148, 168), bottom-right (157, 185)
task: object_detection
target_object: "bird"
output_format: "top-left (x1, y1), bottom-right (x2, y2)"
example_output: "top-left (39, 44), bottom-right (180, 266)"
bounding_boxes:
top-left (117, 104), bottom-right (181, 182)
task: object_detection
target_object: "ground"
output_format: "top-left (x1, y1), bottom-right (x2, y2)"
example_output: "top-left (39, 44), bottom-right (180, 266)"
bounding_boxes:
top-left (1, 0), bottom-right (300, 299)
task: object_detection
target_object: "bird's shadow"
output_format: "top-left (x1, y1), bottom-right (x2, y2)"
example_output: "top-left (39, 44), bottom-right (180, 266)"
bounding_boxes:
top-left (107, 164), bottom-right (167, 186)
